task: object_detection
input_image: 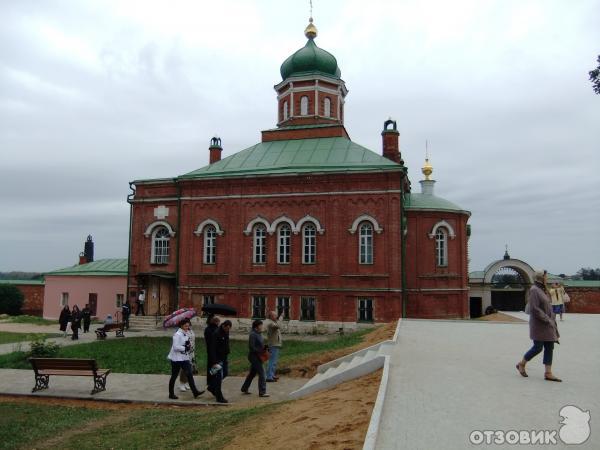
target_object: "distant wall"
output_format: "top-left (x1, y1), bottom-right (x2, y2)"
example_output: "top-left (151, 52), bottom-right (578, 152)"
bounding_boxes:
top-left (3, 283), bottom-right (45, 316)
top-left (565, 287), bottom-right (600, 314)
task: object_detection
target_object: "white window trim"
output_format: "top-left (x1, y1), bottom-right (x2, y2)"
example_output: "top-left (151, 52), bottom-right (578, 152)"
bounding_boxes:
top-left (302, 224), bottom-right (317, 264)
top-left (193, 219), bottom-right (224, 236)
top-left (151, 226), bottom-right (171, 264)
top-left (203, 225), bottom-right (217, 264)
top-left (294, 215), bottom-right (325, 235)
top-left (429, 220), bottom-right (456, 240)
top-left (268, 215), bottom-right (295, 235)
top-left (348, 214), bottom-right (383, 235)
top-left (300, 96), bottom-right (309, 116)
top-left (144, 220), bottom-right (176, 237)
top-left (324, 97), bottom-right (331, 117)
top-left (253, 225), bottom-right (267, 264)
top-left (359, 222), bottom-right (374, 265)
top-left (243, 216), bottom-right (271, 236)
top-left (435, 228), bottom-right (449, 267)
top-left (277, 224), bottom-right (291, 264)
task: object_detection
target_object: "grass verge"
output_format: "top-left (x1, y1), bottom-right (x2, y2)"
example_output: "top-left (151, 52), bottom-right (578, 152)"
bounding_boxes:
top-left (0, 315), bottom-right (58, 325)
top-left (0, 331), bottom-right (60, 345)
top-left (0, 329), bottom-right (370, 374)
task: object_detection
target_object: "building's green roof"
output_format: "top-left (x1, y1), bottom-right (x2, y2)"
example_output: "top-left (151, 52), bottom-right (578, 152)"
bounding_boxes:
top-left (563, 280), bottom-right (600, 288)
top-left (46, 259), bottom-right (128, 277)
top-left (0, 279), bottom-right (44, 285)
top-left (405, 193), bottom-right (469, 213)
top-left (179, 137), bottom-right (402, 180)
top-left (280, 37), bottom-right (341, 80)
top-left (469, 271), bottom-right (485, 279)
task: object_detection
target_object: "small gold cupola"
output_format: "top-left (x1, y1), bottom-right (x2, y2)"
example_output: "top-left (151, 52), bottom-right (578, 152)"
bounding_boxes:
top-left (304, 17), bottom-right (318, 39)
top-left (422, 157), bottom-right (433, 181)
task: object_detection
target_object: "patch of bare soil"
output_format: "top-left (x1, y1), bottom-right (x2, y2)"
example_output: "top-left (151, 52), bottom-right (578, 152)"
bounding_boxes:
top-left (476, 312), bottom-right (525, 323)
top-left (285, 322), bottom-right (396, 378)
top-left (226, 370), bottom-right (382, 450)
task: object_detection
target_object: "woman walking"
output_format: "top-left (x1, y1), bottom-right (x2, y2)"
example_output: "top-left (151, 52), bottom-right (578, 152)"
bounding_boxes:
top-left (70, 305), bottom-right (81, 341)
top-left (59, 305), bottom-right (71, 338)
top-left (241, 320), bottom-right (269, 397)
top-left (178, 321), bottom-right (197, 393)
top-left (549, 282), bottom-right (565, 321)
top-left (167, 318), bottom-right (204, 400)
top-left (516, 271), bottom-right (562, 382)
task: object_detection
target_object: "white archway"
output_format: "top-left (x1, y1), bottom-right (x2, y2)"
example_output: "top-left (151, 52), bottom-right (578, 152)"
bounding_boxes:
top-left (483, 259), bottom-right (535, 285)
top-left (193, 219), bottom-right (224, 236)
top-left (295, 215), bottom-right (325, 235)
top-left (428, 220), bottom-right (456, 240)
top-left (243, 216), bottom-right (271, 236)
top-left (348, 214), bottom-right (383, 235)
top-left (144, 220), bottom-right (176, 237)
top-left (268, 216), bottom-right (296, 235)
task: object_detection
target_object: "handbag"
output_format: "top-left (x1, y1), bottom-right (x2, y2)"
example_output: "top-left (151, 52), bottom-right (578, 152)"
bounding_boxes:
top-left (258, 348), bottom-right (271, 362)
top-left (563, 292), bottom-right (570, 303)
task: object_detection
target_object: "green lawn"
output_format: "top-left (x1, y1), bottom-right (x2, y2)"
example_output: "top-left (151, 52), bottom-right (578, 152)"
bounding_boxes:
top-left (0, 401), bottom-right (273, 450)
top-left (0, 315), bottom-right (58, 325)
top-left (0, 329), bottom-right (370, 374)
top-left (0, 331), bottom-right (60, 345)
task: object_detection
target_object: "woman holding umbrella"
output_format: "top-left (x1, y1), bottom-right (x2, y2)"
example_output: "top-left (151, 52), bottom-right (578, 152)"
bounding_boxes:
top-left (167, 318), bottom-right (204, 400)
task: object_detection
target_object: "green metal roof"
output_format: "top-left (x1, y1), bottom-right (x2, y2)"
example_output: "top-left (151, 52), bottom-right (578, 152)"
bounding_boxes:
top-left (469, 271), bottom-right (485, 279)
top-left (179, 137), bottom-right (402, 180)
top-left (405, 193), bottom-right (469, 213)
top-left (280, 38), bottom-right (341, 80)
top-left (46, 258), bottom-right (128, 277)
top-left (0, 279), bottom-right (44, 285)
top-left (563, 280), bottom-right (600, 288)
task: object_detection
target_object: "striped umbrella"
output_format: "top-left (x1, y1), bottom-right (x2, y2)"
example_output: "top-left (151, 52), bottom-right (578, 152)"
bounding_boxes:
top-left (162, 308), bottom-right (197, 328)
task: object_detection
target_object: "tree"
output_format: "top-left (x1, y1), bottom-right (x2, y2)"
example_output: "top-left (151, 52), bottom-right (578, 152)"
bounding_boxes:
top-left (575, 267), bottom-right (600, 280)
top-left (0, 284), bottom-right (24, 315)
top-left (590, 55), bottom-right (600, 95)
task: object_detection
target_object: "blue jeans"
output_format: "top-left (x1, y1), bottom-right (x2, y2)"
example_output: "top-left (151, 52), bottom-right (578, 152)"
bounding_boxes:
top-left (524, 341), bottom-right (554, 365)
top-left (267, 346), bottom-right (280, 380)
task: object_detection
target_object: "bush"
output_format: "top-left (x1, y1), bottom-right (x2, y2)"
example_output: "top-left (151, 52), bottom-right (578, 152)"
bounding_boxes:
top-left (0, 285), bottom-right (24, 315)
top-left (28, 338), bottom-right (60, 358)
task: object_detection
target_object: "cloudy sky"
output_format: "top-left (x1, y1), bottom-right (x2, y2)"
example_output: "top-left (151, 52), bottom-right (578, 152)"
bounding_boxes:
top-left (1, 0), bottom-right (599, 275)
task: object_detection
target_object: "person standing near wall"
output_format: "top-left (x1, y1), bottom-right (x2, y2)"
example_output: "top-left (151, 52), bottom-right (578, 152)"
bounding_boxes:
top-left (266, 310), bottom-right (283, 382)
top-left (137, 290), bottom-right (146, 316)
top-left (81, 304), bottom-right (91, 333)
top-left (122, 300), bottom-right (131, 330)
top-left (549, 282), bottom-right (566, 321)
top-left (516, 271), bottom-right (562, 382)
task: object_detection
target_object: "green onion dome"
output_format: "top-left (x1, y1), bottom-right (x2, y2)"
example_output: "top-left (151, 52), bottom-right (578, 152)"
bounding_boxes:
top-left (280, 19), bottom-right (341, 81)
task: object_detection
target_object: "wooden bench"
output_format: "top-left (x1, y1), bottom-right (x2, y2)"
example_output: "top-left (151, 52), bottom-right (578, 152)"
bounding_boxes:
top-left (28, 358), bottom-right (111, 395)
top-left (95, 322), bottom-right (125, 340)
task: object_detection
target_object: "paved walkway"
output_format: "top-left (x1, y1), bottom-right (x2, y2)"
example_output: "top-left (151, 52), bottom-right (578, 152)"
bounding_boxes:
top-left (0, 368), bottom-right (305, 406)
top-left (377, 315), bottom-right (599, 449)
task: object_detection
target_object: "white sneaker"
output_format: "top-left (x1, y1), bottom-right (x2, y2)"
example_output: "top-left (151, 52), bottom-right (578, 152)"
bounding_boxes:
top-left (184, 383), bottom-right (190, 390)
top-left (179, 385), bottom-right (187, 392)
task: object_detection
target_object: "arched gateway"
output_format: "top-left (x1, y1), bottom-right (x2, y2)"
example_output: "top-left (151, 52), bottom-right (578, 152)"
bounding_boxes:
top-left (469, 252), bottom-right (535, 317)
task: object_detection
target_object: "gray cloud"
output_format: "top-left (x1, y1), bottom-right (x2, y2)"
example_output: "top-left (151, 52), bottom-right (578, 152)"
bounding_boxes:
top-left (1, 0), bottom-right (599, 274)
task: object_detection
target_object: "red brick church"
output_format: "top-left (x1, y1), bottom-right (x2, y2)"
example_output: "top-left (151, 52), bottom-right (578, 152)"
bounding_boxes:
top-left (127, 19), bottom-right (470, 329)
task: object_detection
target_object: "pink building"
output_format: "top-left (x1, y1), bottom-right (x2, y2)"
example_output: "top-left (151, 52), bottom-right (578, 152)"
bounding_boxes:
top-left (43, 259), bottom-right (127, 320)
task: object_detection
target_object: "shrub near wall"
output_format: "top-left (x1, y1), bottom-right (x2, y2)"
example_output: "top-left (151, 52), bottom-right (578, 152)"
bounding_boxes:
top-left (0, 284), bottom-right (24, 315)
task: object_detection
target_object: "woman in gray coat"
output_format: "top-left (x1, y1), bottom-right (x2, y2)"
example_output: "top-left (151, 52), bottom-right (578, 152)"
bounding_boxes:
top-left (516, 271), bottom-right (562, 382)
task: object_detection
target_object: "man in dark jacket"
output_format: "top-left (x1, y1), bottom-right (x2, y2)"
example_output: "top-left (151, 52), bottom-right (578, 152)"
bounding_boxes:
top-left (204, 315), bottom-right (220, 391)
top-left (208, 320), bottom-right (232, 403)
top-left (241, 320), bottom-right (269, 397)
top-left (81, 304), bottom-right (92, 333)
top-left (122, 300), bottom-right (131, 330)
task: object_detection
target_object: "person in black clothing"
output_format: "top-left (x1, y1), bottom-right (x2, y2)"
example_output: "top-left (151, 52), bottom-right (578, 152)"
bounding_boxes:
top-left (81, 304), bottom-right (91, 333)
top-left (122, 300), bottom-right (131, 330)
top-left (241, 320), bottom-right (269, 397)
top-left (204, 314), bottom-right (220, 391)
top-left (208, 320), bottom-right (232, 403)
top-left (71, 305), bottom-right (82, 340)
top-left (59, 305), bottom-right (71, 338)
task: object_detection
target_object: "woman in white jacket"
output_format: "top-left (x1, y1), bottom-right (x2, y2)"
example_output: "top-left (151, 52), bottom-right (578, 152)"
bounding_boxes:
top-left (167, 318), bottom-right (204, 399)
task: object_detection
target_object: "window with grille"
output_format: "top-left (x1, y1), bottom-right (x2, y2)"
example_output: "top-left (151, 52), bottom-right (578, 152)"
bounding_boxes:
top-left (300, 296), bottom-right (316, 321)
top-left (283, 100), bottom-right (289, 120)
top-left (203, 295), bottom-right (215, 306)
top-left (358, 298), bottom-right (374, 322)
top-left (303, 224), bottom-right (316, 264)
top-left (324, 97), bottom-right (331, 117)
top-left (278, 224), bottom-right (291, 264)
top-left (252, 295), bottom-right (266, 319)
top-left (152, 226), bottom-right (170, 264)
top-left (359, 222), bottom-right (374, 264)
top-left (435, 228), bottom-right (448, 267)
top-left (60, 292), bottom-right (69, 306)
top-left (276, 296), bottom-right (291, 320)
top-left (300, 96), bottom-right (309, 115)
top-left (253, 225), bottom-right (267, 264)
top-left (204, 225), bottom-right (217, 264)
top-left (116, 294), bottom-right (124, 308)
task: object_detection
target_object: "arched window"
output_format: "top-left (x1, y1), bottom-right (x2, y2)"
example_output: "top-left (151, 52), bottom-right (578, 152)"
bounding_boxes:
top-left (204, 225), bottom-right (217, 264)
top-left (303, 224), bottom-right (316, 264)
top-left (324, 97), bottom-right (331, 117)
top-left (300, 96), bottom-right (309, 116)
top-left (253, 224), bottom-right (267, 264)
top-left (435, 228), bottom-right (448, 267)
top-left (152, 226), bottom-right (170, 264)
top-left (283, 100), bottom-right (289, 120)
top-left (278, 224), bottom-right (291, 264)
top-left (359, 222), bottom-right (373, 264)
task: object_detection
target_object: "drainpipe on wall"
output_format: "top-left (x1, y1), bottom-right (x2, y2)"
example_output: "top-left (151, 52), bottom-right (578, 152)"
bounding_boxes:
top-left (400, 167), bottom-right (409, 318)
top-left (126, 182), bottom-right (136, 311)
top-left (175, 178), bottom-right (182, 310)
